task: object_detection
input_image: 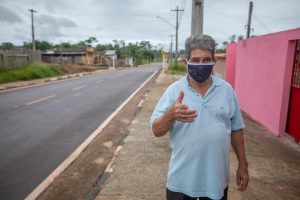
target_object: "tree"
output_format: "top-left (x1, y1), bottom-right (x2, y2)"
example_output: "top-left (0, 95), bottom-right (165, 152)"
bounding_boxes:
top-left (139, 41), bottom-right (152, 50)
top-left (142, 50), bottom-right (154, 61)
top-left (222, 41), bottom-right (228, 49)
top-left (85, 37), bottom-right (98, 46)
top-left (72, 41), bottom-right (86, 48)
top-left (127, 43), bottom-right (141, 64)
top-left (229, 34), bottom-right (236, 43)
top-left (0, 42), bottom-right (14, 49)
top-left (112, 39), bottom-right (120, 49)
top-left (237, 35), bottom-right (244, 41)
top-left (61, 42), bottom-right (72, 48)
top-left (35, 40), bottom-right (53, 51)
top-left (95, 43), bottom-right (113, 51)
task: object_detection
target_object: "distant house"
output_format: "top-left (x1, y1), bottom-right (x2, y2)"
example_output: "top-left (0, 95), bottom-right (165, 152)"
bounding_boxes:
top-left (104, 50), bottom-right (117, 67)
top-left (41, 46), bottom-right (95, 65)
top-left (85, 46), bottom-right (94, 64)
top-left (94, 51), bottom-right (106, 65)
top-left (214, 53), bottom-right (226, 79)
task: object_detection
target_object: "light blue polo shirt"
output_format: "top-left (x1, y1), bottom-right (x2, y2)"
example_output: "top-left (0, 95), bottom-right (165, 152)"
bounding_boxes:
top-left (150, 75), bottom-right (244, 199)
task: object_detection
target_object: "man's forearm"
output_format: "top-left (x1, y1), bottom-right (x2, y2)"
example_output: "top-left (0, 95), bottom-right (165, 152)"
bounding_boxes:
top-left (152, 108), bottom-right (175, 137)
top-left (231, 130), bottom-right (248, 166)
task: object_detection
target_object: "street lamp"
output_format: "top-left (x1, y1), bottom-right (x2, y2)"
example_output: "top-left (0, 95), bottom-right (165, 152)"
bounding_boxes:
top-left (156, 16), bottom-right (179, 62)
top-left (156, 16), bottom-right (175, 29)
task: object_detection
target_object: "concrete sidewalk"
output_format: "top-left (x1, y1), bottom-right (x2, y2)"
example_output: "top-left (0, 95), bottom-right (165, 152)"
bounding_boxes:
top-left (95, 72), bottom-right (300, 200)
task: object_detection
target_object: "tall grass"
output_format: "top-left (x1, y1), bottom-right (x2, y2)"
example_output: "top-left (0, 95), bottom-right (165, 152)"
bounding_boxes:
top-left (0, 62), bottom-right (62, 84)
top-left (168, 61), bottom-right (186, 75)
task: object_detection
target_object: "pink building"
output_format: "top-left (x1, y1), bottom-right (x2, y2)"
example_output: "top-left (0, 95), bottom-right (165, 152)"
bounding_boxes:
top-left (226, 28), bottom-right (300, 142)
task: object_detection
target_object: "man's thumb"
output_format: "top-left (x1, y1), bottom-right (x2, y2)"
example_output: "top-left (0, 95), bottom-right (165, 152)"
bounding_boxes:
top-left (177, 91), bottom-right (184, 104)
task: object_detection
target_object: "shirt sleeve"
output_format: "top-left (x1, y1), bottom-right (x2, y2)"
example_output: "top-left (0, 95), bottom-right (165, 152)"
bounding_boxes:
top-left (149, 85), bottom-right (176, 130)
top-left (230, 90), bottom-right (245, 132)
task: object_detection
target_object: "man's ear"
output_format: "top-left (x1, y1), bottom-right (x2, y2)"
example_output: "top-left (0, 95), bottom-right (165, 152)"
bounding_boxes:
top-left (213, 57), bottom-right (217, 64)
top-left (182, 58), bottom-right (187, 64)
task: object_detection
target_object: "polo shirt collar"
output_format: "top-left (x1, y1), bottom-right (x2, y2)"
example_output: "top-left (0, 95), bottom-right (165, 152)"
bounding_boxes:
top-left (184, 74), bottom-right (222, 88)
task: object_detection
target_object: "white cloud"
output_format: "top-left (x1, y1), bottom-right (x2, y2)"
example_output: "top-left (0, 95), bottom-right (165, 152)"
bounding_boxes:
top-left (0, 0), bottom-right (299, 50)
top-left (0, 5), bottom-right (23, 23)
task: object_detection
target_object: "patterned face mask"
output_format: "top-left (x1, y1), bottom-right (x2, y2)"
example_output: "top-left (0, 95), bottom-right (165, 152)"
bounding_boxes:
top-left (186, 60), bottom-right (214, 84)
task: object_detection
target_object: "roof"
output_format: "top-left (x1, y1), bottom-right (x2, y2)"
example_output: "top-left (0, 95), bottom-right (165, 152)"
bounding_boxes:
top-left (215, 53), bottom-right (226, 58)
top-left (105, 50), bottom-right (116, 56)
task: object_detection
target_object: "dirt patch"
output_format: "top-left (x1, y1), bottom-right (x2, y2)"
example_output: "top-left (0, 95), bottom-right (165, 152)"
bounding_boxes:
top-left (57, 64), bottom-right (108, 74)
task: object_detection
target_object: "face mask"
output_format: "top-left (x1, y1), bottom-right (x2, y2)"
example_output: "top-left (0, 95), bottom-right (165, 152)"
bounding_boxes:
top-left (186, 60), bottom-right (214, 84)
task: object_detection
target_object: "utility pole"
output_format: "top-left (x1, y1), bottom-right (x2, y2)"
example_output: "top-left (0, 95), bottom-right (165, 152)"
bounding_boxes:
top-left (60, 40), bottom-right (63, 63)
top-left (246, 1), bottom-right (253, 38)
top-left (168, 35), bottom-right (174, 63)
top-left (171, 6), bottom-right (184, 62)
top-left (191, 0), bottom-right (204, 36)
top-left (28, 9), bottom-right (37, 50)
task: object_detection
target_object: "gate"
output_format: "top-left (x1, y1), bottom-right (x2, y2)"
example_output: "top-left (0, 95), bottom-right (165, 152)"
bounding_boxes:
top-left (286, 40), bottom-right (300, 142)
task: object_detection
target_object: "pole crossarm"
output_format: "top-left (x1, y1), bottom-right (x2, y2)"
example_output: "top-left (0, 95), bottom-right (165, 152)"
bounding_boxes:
top-left (171, 6), bottom-right (184, 62)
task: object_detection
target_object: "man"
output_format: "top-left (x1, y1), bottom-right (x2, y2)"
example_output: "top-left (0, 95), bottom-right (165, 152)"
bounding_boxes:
top-left (150, 34), bottom-right (249, 200)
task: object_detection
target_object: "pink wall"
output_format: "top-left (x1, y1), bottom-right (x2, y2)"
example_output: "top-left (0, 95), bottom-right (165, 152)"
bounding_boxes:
top-left (234, 28), bottom-right (300, 136)
top-left (225, 43), bottom-right (236, 88)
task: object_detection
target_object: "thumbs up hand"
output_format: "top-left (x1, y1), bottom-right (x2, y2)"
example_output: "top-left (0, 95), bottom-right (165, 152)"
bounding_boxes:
top-left (171, 91), bottom-right (197, 122)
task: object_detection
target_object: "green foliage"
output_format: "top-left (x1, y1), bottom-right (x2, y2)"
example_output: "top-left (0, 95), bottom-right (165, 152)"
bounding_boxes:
top-left (36, 41), bottom-right (54, 50)
top-left (85, 37), bottom-right (98, 45)
top-left (168, 61), bottom-right (186, 75)
top-left (12, 38), bottom-right (162, 66)
top-left (153, 57), bottom-right (163, 62)
top-left (0, 42), bottom-right (14, 49)
top-left (0, 62), bottom-right (61, 84)
top-left (140, 59), bottom-right (150, 65)
top-left (142, 50), bottom-right (154, 61)
top-left (216, 49), bottom-right (226, 53)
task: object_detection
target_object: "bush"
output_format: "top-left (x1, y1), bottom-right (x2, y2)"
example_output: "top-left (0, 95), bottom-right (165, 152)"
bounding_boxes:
top-left (168, 61), bottom-right (186, 75)
top-left (0, 62), bottom-right (61, 84)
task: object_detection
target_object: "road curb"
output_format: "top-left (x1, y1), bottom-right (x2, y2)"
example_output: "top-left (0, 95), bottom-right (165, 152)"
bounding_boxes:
top-left (0, 70), bottom-right (109, 93)
top-left (25, 69), bottom-right (161, 200)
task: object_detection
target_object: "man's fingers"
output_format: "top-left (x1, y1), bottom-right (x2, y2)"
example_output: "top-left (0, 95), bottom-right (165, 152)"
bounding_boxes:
top-left (177, 91), bottom-right (184, 104)
top-left (177, 113), bottom-right (197, 119)
top-left (236, 175), bottom-right (241, 188)
top-left (174, 104), bottom-right (189, 110)
top-left (175, 109), bottom-right (197, 121)
top-left (180, 109), bottom-right (196, 115)
top-left (177, 118), bottom-right (195, 122)
top-left (237, 173), bottom-right (249, 192)
top-left (241, 175), bottom-right (249, 191)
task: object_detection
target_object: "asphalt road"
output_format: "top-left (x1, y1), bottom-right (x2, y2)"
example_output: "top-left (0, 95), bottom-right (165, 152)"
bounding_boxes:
top-left (0, 63), bottom-right (160, 200)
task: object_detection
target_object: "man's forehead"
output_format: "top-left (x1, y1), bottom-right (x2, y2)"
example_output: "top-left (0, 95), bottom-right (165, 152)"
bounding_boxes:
top-left (190, 49), bottom-right (213, 58)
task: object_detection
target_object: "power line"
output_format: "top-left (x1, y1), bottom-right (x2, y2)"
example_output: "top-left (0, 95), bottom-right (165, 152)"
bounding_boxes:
top-left (178, 0), bottom-right (187, 26)
top-left (171, 5), bottom-right (184, 62)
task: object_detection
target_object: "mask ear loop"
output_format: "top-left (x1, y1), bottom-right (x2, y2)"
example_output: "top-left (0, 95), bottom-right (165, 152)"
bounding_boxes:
top-left (185, 58), bottom-right (189, 74)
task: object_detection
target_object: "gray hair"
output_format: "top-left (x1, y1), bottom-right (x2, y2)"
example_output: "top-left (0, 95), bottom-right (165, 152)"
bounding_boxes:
top-left (185, 34), bottom-right (216, 60)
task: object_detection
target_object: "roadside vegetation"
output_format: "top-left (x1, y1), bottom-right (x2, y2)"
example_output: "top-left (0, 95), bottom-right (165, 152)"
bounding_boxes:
top-left (168, 61), bottom-right (186, 75)
top-left (0, 37), bottom-right (163, 66)
top-left (0, 62), bottom-right (61, 84)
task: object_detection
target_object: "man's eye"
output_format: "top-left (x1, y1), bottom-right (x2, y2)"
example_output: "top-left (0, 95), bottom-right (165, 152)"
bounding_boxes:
top-left (203, 58), bottom-right (213, 63)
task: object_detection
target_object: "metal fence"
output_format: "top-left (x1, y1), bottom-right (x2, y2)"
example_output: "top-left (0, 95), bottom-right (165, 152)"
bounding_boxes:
top-left (0, 49), bottom-right (41, 68)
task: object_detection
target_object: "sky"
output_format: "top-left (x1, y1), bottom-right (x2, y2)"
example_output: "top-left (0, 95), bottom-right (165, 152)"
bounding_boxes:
top-left (0, 0), bottom-right (299, 50)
